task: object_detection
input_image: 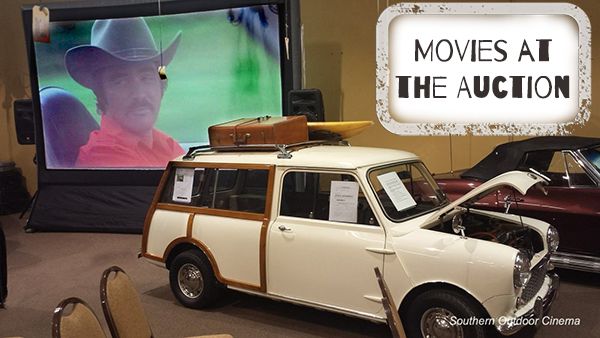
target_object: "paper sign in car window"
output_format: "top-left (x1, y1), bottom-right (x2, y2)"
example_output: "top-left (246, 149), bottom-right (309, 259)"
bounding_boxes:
top-left (172, 168), bottom-right (194, 203)
top-left (377, 172), bottom-right (417, 211)
top-left (329, 181), bottom-right (359, 223)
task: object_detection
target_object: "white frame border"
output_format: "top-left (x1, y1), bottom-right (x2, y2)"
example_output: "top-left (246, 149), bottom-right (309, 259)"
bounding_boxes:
top-left (375, 2), bottom-right (591, 135)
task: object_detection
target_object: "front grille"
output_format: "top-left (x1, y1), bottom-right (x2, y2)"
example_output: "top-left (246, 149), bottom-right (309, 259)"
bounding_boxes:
top-left (521, 258), bottom-right (548, 303)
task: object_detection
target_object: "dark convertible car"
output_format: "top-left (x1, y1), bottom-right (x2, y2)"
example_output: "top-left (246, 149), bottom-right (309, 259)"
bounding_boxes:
top-left (436, 136), bottom-right (600, 273)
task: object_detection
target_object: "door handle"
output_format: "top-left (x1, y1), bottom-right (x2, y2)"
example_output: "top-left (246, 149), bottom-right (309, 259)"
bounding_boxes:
top-left (278, 224), bottom-right (292, 232)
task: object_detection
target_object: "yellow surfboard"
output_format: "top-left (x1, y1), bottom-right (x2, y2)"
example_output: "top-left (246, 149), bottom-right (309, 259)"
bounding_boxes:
top-left (307, 121), bottom-right (374, 139)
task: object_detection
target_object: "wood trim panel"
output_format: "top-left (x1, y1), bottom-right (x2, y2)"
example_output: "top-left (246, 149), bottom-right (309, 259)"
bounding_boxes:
top-left (155, 203), bottom-right (199, 213)
top-left (186, 213), bottom-right (195, 238)
top-left (263, 166), bottom-right (275, 221)
top-left (156, 203), bottom-right (264, 221)
top-left (164, 237), bottom-right (262, 292)
top-left (142, 252), bottom-right (164, 263)
top-left (258, 165), bottom-right (276, 292)
top-left (141, 161), bottom-right (174, 254)
top-left (258, 224), bottom-right (269, 293)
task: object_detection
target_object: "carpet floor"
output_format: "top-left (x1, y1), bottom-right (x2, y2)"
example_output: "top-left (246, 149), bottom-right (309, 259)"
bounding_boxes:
top-left (0, 214), bottom-right (598, 338)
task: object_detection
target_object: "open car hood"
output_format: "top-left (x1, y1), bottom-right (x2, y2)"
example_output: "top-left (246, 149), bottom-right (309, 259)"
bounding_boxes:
top-left (425, 170), bottom-right (548, 225)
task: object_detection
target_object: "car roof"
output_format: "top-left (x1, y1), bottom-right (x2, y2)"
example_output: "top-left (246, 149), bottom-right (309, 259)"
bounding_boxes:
top-left (462, 136), bottom-right (600, 181)
top-left (173, 145), bottom-right (419, 170)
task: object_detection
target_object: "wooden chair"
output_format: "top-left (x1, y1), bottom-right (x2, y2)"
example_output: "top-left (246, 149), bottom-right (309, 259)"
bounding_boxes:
top-left (374, 267), bottom-right (407, 338)
top-left (100, 266), bottom-right (232, 338)
top-left (52, 297), bottom-right (107, 338)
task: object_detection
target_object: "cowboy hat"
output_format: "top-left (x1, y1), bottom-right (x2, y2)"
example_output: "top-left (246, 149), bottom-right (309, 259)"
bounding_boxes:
top-left (65, 17), bottom-right (181, 89)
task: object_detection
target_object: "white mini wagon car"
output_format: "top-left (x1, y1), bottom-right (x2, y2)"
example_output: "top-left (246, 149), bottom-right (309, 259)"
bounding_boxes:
top-left (141, 143), bottom-right (559, 337)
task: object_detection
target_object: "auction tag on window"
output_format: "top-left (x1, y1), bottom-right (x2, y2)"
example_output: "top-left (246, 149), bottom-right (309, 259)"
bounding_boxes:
top-left (172, 168), bottom-right (194, 203)
top-left (377, 172), bottom-right (416, 212)
top-left (32, 5), bottom-right (50, 43)
top-left (329, 181), bottom-right (359, 223)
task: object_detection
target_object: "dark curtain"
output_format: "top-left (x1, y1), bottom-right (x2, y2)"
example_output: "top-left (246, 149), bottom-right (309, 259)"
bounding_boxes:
top-left (27, 185), bottom-right (156, 233)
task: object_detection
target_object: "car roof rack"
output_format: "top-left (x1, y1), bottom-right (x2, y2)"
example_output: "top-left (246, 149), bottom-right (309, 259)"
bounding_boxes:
top-left (183, 140), bottom-right (349, 160)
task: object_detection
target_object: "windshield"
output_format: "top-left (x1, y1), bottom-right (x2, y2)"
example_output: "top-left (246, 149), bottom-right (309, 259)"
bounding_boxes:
top-left (368, 161), bottom-right (447, 222)
top-left (581, 146), bottom-right (600, 172)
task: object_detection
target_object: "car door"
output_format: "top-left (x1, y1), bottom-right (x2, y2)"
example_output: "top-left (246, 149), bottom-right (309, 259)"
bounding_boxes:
top-left (267, 170), bottom-right (385, 316)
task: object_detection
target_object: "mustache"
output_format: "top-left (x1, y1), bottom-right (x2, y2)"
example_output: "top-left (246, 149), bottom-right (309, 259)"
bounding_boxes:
top-left (126, 100), bottom-right (155, 112)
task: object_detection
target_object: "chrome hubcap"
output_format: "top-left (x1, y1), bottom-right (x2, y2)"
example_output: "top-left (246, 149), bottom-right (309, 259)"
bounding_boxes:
top-left (178, 263), bottom-right (203, 299)
top-left (420, 307), bottom-right (464, 338)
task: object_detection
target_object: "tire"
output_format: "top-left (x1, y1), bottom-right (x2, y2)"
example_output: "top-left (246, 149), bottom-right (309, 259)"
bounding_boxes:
top-left (404, 289), bottom-right (488, 338)
top-left (169, 250), bottom-right (223, 308)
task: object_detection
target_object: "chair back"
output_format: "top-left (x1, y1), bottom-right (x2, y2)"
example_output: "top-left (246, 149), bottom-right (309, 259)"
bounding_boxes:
top-left (374, 267), bottom-right (407, 338)
top-left (52, 297), bottom-right (107, 338)
top-left (100, 266), bottom-right (152, 338)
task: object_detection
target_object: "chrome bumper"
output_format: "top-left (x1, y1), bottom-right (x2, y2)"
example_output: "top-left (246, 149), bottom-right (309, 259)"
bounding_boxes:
top-left (551, 252), bottom-right (600, 273)
top-left (496, 273), bottom-right (559, 336)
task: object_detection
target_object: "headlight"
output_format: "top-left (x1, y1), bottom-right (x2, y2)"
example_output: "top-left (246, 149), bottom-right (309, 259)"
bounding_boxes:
top-left (513, 251), bottom-right (531, 289)
top-left (547, 226), bottom-right (560, 252)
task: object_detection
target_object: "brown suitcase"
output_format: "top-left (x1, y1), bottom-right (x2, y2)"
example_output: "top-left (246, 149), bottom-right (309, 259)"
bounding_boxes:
top-left (208, 116), bottom-right (308, 147)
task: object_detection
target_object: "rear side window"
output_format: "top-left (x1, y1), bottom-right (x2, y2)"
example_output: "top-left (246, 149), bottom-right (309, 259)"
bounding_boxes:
top-left (564, 153), bottom-right (595, 186)
top-left (280, 171), bottom-right (378, 226)
top-left (160, 166), bottom-right (269, 214)
top-left (519, 151), bottom-right (595, 187)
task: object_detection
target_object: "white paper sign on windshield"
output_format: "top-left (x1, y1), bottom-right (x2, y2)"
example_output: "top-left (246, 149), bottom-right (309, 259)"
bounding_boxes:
top-left (172, 168), bottom-right (194, 203)
top-left (377, 172), bottom-right (416, 211)
top-left (329, 181), bottom-right (359, 223)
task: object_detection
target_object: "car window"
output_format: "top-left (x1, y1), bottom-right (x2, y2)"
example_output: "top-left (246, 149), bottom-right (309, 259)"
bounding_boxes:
top-left (160, 166), bottom-right (269, 214)
top-left (519, 151), bottom-right (569, 187)
top-left (519, 150), bottom-right (554, 171)
top-left (564, 153), bottom-right (595, 186)
top-left (581, 146), bottom-right (600, 172)
top-left (519, 150), bottom-right (595, 187)
top-left (280, 171), bottom-right (379, 226)
top-left (547, 152), bottom-right (566, 173)
top-left (368, 162), bottom-right (446, 222)
top-left (215, 169), bottom-right (238, 191)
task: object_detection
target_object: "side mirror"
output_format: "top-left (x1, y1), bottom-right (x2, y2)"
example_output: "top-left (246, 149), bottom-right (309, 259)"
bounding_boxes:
top-left (452, 214), bottom-right (466, 238)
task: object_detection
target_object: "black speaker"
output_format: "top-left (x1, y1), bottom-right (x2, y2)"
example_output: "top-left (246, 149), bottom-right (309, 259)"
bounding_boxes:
top-left (13, 99), bottom-right (35, 145)
top-left (288, 88), bottom-right (324, 122)
top-left (0, 224), bottom-right (6, 307)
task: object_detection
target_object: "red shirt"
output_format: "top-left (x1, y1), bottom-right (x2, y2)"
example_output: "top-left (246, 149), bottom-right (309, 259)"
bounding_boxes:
top-left (76, 115), bottom-right (185, 168)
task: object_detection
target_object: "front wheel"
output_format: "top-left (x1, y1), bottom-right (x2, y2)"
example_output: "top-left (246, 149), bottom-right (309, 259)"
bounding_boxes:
top-left (405, 289), bottom-right (488, 338)
top-left (169, 250), bottom-right (223, 308)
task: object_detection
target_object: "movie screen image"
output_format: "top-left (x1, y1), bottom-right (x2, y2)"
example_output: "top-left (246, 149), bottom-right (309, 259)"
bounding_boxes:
top-left (33, 5), bottom-right (283, 169)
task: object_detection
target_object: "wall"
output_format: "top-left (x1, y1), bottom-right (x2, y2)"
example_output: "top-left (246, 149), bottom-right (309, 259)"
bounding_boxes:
top-left (1, 0), bottom-right (74, 194)
top-left (0, 0), bottom-right (598, 195)
top-left (0, 0), bottom-right (41, 194)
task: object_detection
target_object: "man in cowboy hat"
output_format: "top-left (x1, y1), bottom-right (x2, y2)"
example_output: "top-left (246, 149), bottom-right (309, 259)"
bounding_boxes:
top-left (66, 17), bottom-right (184, 168)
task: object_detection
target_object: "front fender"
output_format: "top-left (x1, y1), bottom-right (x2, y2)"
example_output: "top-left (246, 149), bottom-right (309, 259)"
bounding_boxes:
top-left (390, 228), bottom-right (517, 319)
